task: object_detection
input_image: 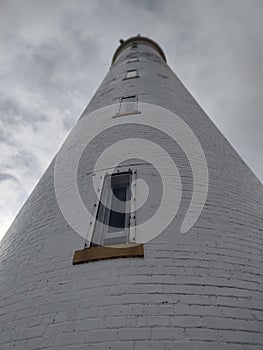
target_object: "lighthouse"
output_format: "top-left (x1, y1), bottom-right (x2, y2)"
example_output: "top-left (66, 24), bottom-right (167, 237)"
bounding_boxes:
top-left (0, 36), bottom-right (263, 349)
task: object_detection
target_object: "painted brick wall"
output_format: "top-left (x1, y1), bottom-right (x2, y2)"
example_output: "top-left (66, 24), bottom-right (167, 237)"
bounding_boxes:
top-left (1, 37), bottom-right (263, 349)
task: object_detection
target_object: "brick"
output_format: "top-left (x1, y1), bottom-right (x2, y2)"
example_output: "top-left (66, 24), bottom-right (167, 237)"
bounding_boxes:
top-left (118, 327), bottom-right (151, 340)
top-left (104, 316), bottom-right (127, 328)
top-left (137, 316), bottom-right (170, 327)
top-left (134, 341), bottom-right (166, 350)
top-left (152, 327), bottom-right (185, 340)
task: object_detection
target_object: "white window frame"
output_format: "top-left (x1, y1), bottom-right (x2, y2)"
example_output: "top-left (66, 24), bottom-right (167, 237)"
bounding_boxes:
top-left (127, 57), bottom-right (139, 64)
top-left (86, 170), bottom-right (137, 247)
top-left (124, 69), bottom-right (139, 80)
top-left (113, 95), bottom-right (140, 117)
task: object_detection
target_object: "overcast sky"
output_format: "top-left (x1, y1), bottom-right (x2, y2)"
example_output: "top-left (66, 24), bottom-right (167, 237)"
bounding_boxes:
top-left (0, 0), bottom-right (262, 240)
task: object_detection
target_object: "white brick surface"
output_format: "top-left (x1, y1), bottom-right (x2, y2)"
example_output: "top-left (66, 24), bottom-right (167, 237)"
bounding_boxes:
top-left (1, 38), bottom-right (263, 349)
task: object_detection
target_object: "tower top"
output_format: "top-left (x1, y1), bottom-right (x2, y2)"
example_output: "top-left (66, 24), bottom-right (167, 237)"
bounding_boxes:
top-left (111, 35), bottom-right (167, 65)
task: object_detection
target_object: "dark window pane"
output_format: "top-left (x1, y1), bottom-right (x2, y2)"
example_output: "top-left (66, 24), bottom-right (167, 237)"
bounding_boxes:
top-left (92, 172), bottom-right (132, 246)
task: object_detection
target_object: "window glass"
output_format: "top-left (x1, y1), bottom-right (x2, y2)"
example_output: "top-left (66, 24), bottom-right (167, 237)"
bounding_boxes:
top-left (119, 95), bottom-right (137, 115)
top-left (92, 172), bottom-right (132, 246)
top-left (127, 57), bottom-right (139, 63)
top-left (125, 70), bottom-right (138, 79)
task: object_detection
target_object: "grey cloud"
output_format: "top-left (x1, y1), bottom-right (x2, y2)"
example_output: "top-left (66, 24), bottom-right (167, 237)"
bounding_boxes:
top-left (0, 129), bottom-right (12, 145)
top-left (129, 0), bottom-right (162, 12)
top-left (17, 151), bottom-right (40, 172)
top-left (0, 97), bottom-right (47, 125)
top-left (0, 173), bottom-right (18, 183)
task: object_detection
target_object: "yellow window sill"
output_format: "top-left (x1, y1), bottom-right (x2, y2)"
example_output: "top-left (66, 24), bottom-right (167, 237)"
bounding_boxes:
top-left (73, 244), bottom-right (144, 265)
top-left (113, 111), bottom-right (141, 118)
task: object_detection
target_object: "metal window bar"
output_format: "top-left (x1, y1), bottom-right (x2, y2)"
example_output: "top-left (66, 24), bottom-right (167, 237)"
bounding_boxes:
top-left (85, 173), bottom-right (105, 248)
top-left (129, 170), bottom-right (136, 242)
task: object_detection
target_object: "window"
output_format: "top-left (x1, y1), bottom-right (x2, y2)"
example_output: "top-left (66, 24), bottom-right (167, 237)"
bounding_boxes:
top-left (114, 95), bottom-right (139, 116)
top-left (124, 69), bottom-right (138, 79)
top-left (92, 172), bottom-right (132, 246)
top-left (72, 169), bottom-right (144, 264)
top-left (127, 57), bottom-right (139, 63)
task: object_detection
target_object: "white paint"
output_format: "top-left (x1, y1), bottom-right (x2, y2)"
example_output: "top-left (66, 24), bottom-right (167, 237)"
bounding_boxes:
top-left (54, 103), bottom-right (208, 242)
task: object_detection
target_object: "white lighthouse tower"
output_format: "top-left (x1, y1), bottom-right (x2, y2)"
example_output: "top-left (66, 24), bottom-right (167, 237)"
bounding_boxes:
top-left (1, 36), bottom-right (263, 349)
